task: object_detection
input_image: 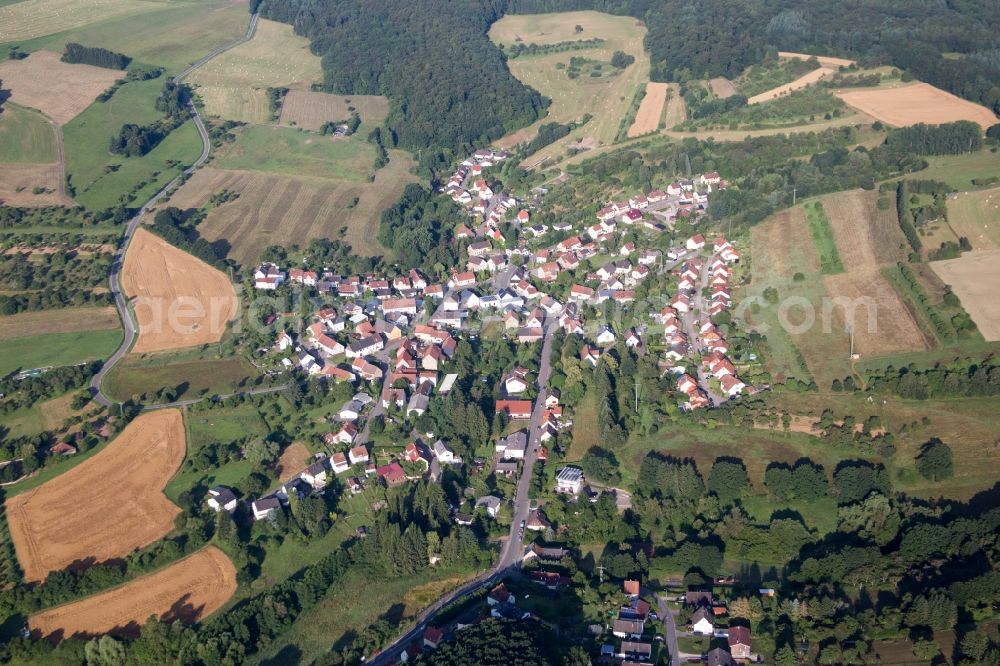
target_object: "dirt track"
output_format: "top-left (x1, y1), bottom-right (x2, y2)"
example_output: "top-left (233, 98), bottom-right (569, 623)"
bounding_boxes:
top-left (6, 409), bottom-right (186, 582)
top-left (122, 228), bottom-right (238, 354)
top-left (29, 546), bottom-right (236, 641)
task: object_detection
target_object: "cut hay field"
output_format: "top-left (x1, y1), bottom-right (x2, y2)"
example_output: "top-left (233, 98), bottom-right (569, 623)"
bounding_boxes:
top-left (275, 442), bottom-right (312, 483)
top-left (0, 163), bottom-right (70, 207)
top-left (213, 125), bottom-right (373, 180)
top-left (63, 76), bottom-right (203, 210)
top-left (490, 11), bottom-right (649, 165)
top-left (29, 546), bottom-right (236, 641)
top-left (188, 18), bottom-right (322, 124)
top-left (627, 81), bottom-right (668, 138)
top-left (747, 67), bottom-right (834, 105)
top-left (122, 228), bottom-right (238, 354)
top-left (929, 249), bottom-right (1000, 341)
top-left (708, 77), bottom-right (738, 98)
top-left (778, 51), bottom-right (855, 68)
top-left (166, 150), bottom-right (417, 263)
top-left (746, 190), bottom-right (924, 386)
top-left (279, 91), bottom-right (389, 132)
top-left (0, 306), bottom-right (119, 340)
top-left (837, 82), bottom-right (998, 129)
top-left (0, 0), bottom-right (151, 43)
top-left (6, 409), bottom-right (185, 583)
top-left (0, 329), bottom-right (122, 377)
top-left (0, 103), bottom-right (58, 163)
top-left (2, 0), bottom-right (249, 74)
top-left (661, 82), bottom-right (686, 127)
top-left (947, 187), bottom-right (1000, 250)
top-left (104, 354), bottom-right (258, 402)
top-left (0, 51), bottom-right (120, 125)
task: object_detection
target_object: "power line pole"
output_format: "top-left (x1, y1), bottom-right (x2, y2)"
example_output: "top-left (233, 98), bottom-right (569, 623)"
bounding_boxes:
top-left (792, 187), bottom-right (798, 206)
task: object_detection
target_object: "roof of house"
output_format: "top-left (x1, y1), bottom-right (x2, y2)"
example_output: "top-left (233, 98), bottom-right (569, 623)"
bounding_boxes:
top-left (728, 625), bottom-right (751, 647)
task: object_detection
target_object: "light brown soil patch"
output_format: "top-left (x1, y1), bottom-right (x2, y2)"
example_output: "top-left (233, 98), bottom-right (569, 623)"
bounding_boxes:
top-left (6, 409), bottom-right (186, 583)
top-left (275, 442), bottom-right (312, 483)
top-left (778, 52), bottom-right (855, 68)
top-left (929, 249), bottom-right (1000, 341)
top-left (748, 67), bottom-right (834, 104)
top-left (627, 82), bottom-right (668, 138)
top-left (750, 206), bottom-right (821, 281)
top-left (0, 163), bottom-right (73, 207)
top-left (822, 190), bottom-right (929, 355)
top-left (662, 82), bottom-right (686, 127)
top-left (165, 162), bottom-right (416, 262)
top-left (29, 546), bottom-right (236, 641)
top-left (122, 228), bottom-right (238, 354)
top-left (836, 82), bottom-right (998, 129)
top-left (709, 77), bottom-right (738, 98)
top-left (279, 91), bottom-right (389, 132)
top-left (0, 306), bottom-right (119, 340)
top-left (0, 51), bottom-right (121, 125)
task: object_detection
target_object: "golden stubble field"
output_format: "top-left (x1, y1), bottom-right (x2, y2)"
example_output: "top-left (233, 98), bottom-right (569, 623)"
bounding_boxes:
top-left (122, 228), bottom-right (238, 354)
top-left (747, 67), bottom-right (835, 105)
top-left (929, 249), bottom-right (1000, 341)
top-left (6, 409), bottom-right (186, 583)
top-left (29, 546), bottom-right (237, 640)
top-left (0, 51), bottom-right (121, 125)
top-left (188, 18), bottom-right (322, 124)
top-left (489, 11), bottom-right (650, 165)
top-left (837, 82), bottom-right (999, 129)
top-left (279, 91), bottom-right (390, 131)
top-left (627, 81), bottom-right (668, 137)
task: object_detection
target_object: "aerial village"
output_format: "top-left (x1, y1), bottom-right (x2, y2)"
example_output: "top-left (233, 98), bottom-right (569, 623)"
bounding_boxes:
top-left (239, 147), bottom-right (757, 664)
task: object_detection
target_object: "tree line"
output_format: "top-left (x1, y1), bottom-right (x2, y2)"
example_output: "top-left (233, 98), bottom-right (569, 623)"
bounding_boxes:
top-left (61, 43), bottom-right (131, 70)
top-left (109, 81), bottom-right (189, 157)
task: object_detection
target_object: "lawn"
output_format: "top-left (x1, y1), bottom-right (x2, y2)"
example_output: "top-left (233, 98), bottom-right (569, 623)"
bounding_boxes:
top-left (566, 388), bottom-right (599, 461)
top-left (804, 202), bottom-right (844, 274)
top-left (887, 150), bottom-right (1000, 192)
top-left (0, 328), bottom-right (121, 377)
top-left (0, 0), bottom-right (249, 75)
top-left (213, 125), bottom-right (374, 181)
top-left (62, 76), bottom-right (203, 210)
top-left (489, 10), bottom-right (650, 167)
top-left (103, 354), bottom-right (258, 402)
top-left (0, 103), bottom-right (58, 163)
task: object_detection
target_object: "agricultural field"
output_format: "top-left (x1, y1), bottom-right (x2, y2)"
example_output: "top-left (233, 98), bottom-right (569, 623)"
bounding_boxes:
top-left (946, 187), bottom-right (1000, 249)
top-left (626, 82), bottom-right (668, 138)
top-left (2, 0), bottom-right (249, 74)
top-left (661, 83), bottom-right (686, 127)
top-left (279, 91), bottom-right (389, 132)
top-left (734, 55), bottom-right (824, 100)
top-left (188, 18), bottom-right (322, 124)
top-left (708, 77), bottom-right (738, 98)
top-left (5, 409), bottom-right (186, 582)
top-left (0, 306), bottom-right (119, 341)
top-left (166, 150), bottom-right (417, 264)
top-left (0, 163), bottom-right (70, 207)
top-left (0, 51), bottom-right (120, 125)
top-left (0, 306), bottom-right (122, 376)
top-left (213, 125), bottom-right (375, 181)
top-left (0, 0), bottom-right (151, 44)
top-left (62, 77), bottom-right (203, 210)
top-left (28, 546), bottom-right (237, 640)
top-left (837, 82), bottom-right (999, 129)
top-left (777, 51), bottom-right (855, 68)
top-left (0, 103), bottom-right (58, 163)
top-left (489, 11), bottom-right (650, 165)
top-left (103, 354), bottom-right (258, 403)
top-left (929, 249), bottom-right (1000, 341)
top-left (275, 442), bottom-right (312, 483)
top-left (747, 67), bottom-right (834, 105)
top-left (122, 228), bottom-right (239, 354)
top-left (745, 190), bottom-right (925, 386)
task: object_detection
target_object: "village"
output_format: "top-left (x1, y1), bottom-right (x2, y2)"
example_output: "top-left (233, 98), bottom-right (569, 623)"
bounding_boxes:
top-left (231, 147), bottom-right (759, 665)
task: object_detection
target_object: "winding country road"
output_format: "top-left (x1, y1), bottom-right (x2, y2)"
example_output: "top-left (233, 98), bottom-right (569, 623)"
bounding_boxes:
top-left (89, 13), bottom-right (259, 407)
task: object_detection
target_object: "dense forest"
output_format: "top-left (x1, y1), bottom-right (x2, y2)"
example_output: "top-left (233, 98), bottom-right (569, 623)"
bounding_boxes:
top-left (61, 43), bottom-right (131, 69)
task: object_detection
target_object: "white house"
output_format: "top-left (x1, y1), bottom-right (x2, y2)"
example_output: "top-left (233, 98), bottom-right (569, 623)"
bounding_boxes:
top-left (207, 486), bottom-right (238, 513)
top-left (596, 325), bottom-right (616, 346)
top-left (433, 439), bottom-right (455, 464)
top-left (691, 607), bottom-right (715, 635)
top-left (252, 497), bottom-right (281, 521)
top-left (555, 466), bottom-right (584, 494)
top-left (475, 495), bottom-right (502, 519)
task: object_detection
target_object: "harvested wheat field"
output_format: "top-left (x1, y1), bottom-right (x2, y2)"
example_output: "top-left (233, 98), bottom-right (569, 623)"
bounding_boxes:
top-left (627, 82), bottom-right (668, 138)
top-left (165, 159), bottom-right (417, 262)
top-left (748, 67), bottom-right (834, 104)
top-left (837, 83), bottom-right (998, 129)
top-left (280, 91), bottom-right (389, 132)
top-left (0, 0), bottom-right (151, 43)
top-left (6, 409), bottom-right (186, 583)
top-left (778, 52), bottom-right (855, 69)
top-left (709, 77), bottom-right (738, 98)
top-left (930, 250), bottom-right (1000, 341)
top-left (0, 51), bottom-right (121, 125)
top-left (188, 18), bottom-right (322, 123)
top-left (122, 228), bottom-right (238, 354)
top-left (947, 188), bottom-right (1000, 250)
top-left (29, 546), bottom-right (236, 641)
top-left (0, 163), bottom-right (72, 207)
top-left (276, 442), bottom-right (312, 483)
top-left (822, 190), bottom-right (929, 355)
